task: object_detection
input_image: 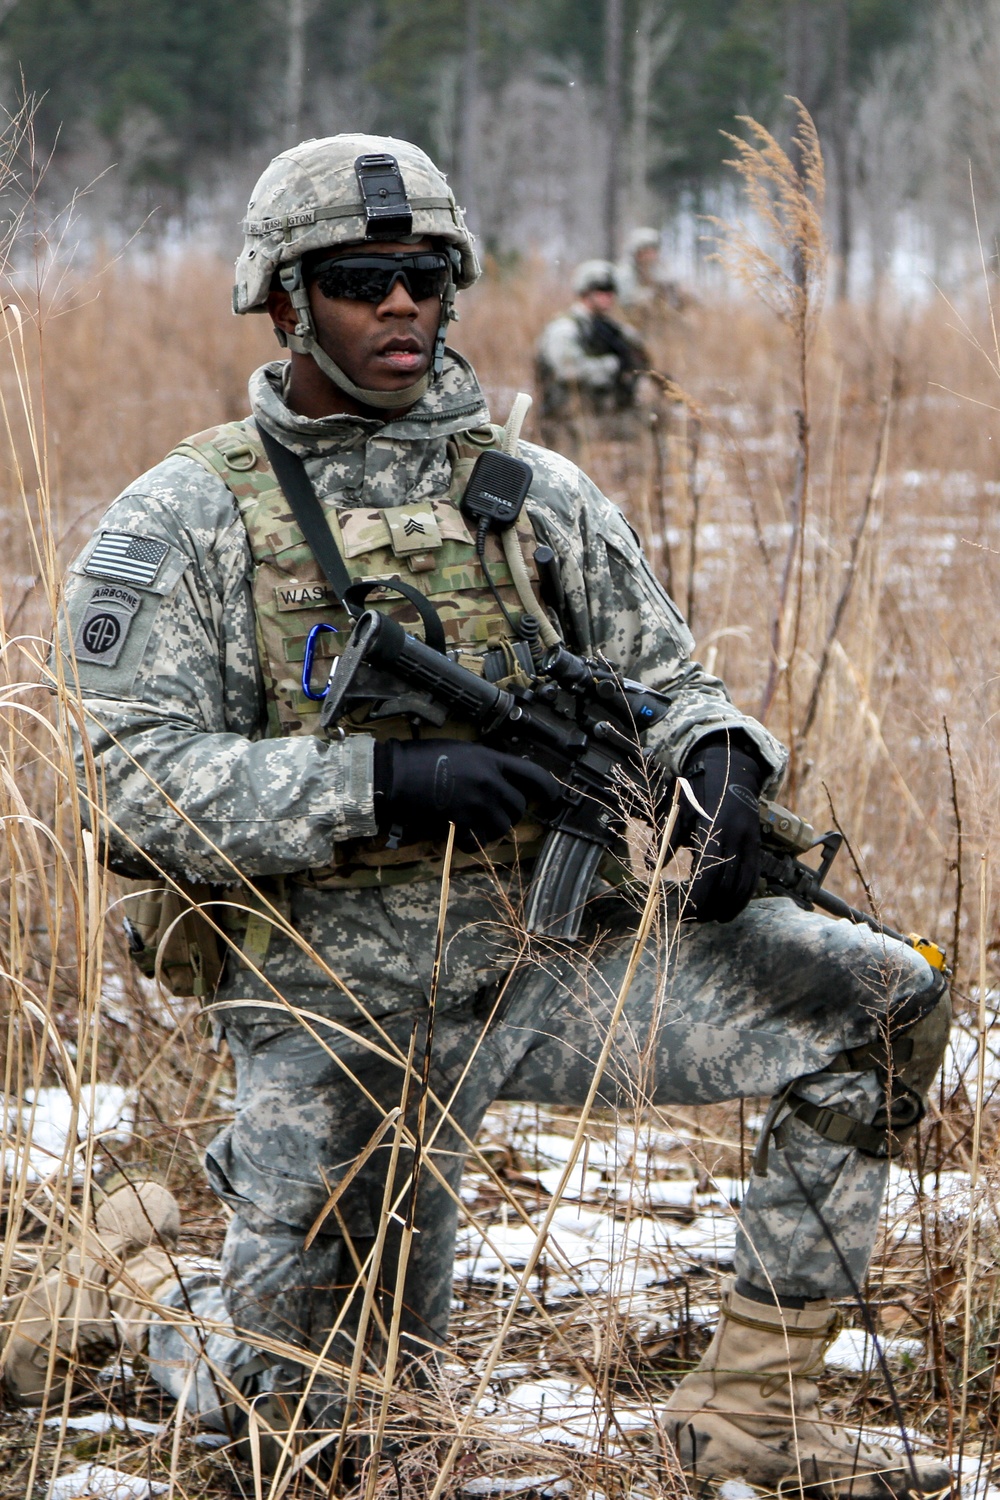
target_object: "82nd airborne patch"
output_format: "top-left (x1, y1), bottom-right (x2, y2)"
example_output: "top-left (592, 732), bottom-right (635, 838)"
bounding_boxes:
top-left (74, 583), bottom-right (143, 666)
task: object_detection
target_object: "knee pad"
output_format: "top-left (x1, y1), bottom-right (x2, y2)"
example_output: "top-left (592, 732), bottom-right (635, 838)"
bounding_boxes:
top-left (893, 979), bottom-right (951, 1100)
top-left (766, 973), bottom-right (951, 1166)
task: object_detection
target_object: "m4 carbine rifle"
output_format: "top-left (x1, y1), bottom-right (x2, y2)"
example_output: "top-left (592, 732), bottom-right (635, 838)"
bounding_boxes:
top-left (318, 609), bottom-right (947, 972)
top-left (586, 313), bottom-right (648, 404)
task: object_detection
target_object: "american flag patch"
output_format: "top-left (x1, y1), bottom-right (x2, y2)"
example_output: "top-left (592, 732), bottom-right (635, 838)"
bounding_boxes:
top-left (85, 532), bottom-right (170, 587)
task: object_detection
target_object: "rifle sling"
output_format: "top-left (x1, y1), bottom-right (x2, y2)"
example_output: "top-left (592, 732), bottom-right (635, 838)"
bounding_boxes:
top-left (257, 425), bottom-right (446, 654)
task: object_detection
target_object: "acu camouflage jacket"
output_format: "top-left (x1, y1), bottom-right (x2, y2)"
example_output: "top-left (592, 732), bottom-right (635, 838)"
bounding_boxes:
top-left (59, 351), bottom-right (786, 885)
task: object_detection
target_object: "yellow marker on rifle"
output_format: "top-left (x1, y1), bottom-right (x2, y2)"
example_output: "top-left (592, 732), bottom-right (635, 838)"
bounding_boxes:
top-left (759, 799), bottom-right (950, 975)
top-left (907, 935), bottom-right (948, 972)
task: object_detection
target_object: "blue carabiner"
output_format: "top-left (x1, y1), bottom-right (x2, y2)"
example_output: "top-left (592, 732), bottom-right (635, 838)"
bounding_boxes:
top-left (302, 622), bottom-right (339, 700)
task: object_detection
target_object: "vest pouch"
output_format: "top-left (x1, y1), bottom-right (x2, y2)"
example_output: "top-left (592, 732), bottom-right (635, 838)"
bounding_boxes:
top-left (119, 876), bottom-right (224, 999)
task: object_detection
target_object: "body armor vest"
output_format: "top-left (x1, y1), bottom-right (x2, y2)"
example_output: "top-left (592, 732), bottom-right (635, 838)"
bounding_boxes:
top-left (171, 418), bottom-right (545, 887)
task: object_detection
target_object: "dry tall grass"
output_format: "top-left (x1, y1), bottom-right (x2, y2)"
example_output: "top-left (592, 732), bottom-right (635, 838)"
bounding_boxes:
top-left (1, 125), bottom-right (1000, 1499)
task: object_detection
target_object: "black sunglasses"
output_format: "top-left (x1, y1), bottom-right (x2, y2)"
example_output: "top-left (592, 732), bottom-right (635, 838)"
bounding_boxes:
top-left (307, 252), bottom-right (451, 304)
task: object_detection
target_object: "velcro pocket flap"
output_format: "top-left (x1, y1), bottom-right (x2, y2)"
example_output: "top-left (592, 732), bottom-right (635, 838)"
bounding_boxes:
top-left (384, 503), bottom-right (443, 556)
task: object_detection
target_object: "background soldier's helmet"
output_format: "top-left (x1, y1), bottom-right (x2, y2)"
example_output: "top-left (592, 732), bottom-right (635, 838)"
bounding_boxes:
top-left (572, 259), bottom-right (619, 297)
top-left (233, 133), bottom-right (480, 409)
top-left (625, 226), bottom-right (661, 259)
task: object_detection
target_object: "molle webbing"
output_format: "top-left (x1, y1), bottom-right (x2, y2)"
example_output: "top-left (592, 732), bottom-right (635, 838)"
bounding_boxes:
top-left (170, 417), bottom-right (546, 888)
top-left (171, 418), bottom-right (541, 735)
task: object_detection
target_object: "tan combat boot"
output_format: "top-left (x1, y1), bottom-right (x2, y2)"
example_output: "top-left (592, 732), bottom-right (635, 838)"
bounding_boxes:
top-left (661, 1282), bottom-right (951, 1497)
top-left (1, 1178), bottom-right (182, 1404)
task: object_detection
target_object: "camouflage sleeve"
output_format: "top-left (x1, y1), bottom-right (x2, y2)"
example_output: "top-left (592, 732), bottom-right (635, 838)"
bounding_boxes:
top-left (58, 456), bottom-right (377, 884)
top-left (521, 446), bottom-right (788, 793)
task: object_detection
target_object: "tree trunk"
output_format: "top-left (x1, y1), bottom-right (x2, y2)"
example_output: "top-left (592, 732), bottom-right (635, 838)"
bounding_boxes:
top-left (629, 3), bottom-right (681, 229)
top-left (832, 0), bottom-right (852, 299)
top-left (629, 0), bottom-right (655, 226)
top-left (457, 0), bottom-right (481, 235)
top-left (283, 0), bottom-right (308, 145)
top-left (604, 0), bottom-right (624, 259)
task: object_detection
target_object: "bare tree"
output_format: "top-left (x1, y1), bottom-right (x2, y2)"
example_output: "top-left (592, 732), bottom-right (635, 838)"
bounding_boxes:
top-left (457, 0), bottom-right (481, 233)
top-left (282, 0), bottom-right (317, 145)
top-left (604, 0), bottom-right (624, 258)
top-left (628, 0), bottom-right (681, 229)
top-left (831, 0), bottom-right (851, 298)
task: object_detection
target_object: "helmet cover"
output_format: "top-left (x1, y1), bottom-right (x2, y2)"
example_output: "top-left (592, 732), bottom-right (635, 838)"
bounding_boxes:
top-left (572, 258), bottom-right (619, 297)
top-left (624, 226), bottom-right (661, 257)
top-left (234, 133), bottom-right (479, 314)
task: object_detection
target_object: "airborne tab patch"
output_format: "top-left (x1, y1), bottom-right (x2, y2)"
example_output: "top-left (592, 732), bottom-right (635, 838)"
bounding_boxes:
top-left (85, 532), bottom-right (170, 588)
top-left (74, 583), bottom-right (142, 666)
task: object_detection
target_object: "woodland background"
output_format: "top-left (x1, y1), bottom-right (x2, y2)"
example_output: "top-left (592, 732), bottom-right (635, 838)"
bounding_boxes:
top-left (3, 0), bottom-right (1000, 298)
top-left (3, 4), bottom-right (1000, 1498)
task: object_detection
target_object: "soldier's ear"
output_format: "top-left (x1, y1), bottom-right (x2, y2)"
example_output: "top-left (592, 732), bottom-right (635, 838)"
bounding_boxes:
top-left (266, 287), bottom-right (297, 334)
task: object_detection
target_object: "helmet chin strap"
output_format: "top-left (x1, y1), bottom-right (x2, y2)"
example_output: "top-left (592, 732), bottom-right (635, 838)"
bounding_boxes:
top-left (277, 261), bottom-right (451, 413)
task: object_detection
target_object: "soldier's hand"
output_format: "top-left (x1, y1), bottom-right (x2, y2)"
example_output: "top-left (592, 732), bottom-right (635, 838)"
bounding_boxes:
top-left (373, 739), bottom-right (559, 854)
top-left (678, 736), bottom-right (765, 923)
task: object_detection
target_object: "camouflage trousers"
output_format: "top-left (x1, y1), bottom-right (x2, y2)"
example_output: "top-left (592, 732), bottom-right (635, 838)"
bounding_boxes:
top-left (205, 875), bottom-right (944, 1407)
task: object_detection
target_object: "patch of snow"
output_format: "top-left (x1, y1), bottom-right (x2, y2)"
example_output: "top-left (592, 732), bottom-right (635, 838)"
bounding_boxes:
top-left (478, 1377), bottom-right (654, 1451)
top-left (96, 1358), bottom-right (135, 1386)
top-left (44, 1413), bottom-right (164, 1437)
top-left (534, 1166), bottom-right (606, 1198)
top-left (455, 1200), bottom-right (735, 1301)
top-left (4, 1084), bottom-right (133, 1182)
top-left (49, 1464), bottom-right (167, 1500)
top-left (958, 1459), bottom-right (1000, 1500)
top-left (488, 1363), bottom-right (534, 1383)
top-left (612, 1176), bottom-right (698, 1211)
top-left (461, 1476), bottom-right (568, 1497)
top-left (825, 1328), bottom-right (923, 1372)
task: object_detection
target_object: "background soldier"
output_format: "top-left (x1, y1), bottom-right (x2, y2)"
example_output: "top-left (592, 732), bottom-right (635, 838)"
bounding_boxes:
top-left (615, 225), bottom-right (690, 332)
top-left (47, 133), bottom-right (952, 1495)
top-left (534, 258), bottom-right (648, 457)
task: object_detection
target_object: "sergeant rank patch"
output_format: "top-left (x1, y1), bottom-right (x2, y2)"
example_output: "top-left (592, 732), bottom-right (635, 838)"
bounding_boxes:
top-left (85, 532), bottom-right (169, 587)
top-left (74, 583), bottom-right (142, 666)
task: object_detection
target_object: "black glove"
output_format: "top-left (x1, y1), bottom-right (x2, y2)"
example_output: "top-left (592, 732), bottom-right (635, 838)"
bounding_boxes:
top-left (372, 739), bottom-right (559, 855)
top-left (677, 735), bottom-right (765, 924)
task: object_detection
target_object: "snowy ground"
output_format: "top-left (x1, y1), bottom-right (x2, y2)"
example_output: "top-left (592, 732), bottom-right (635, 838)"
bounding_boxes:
top-left (5, 1014), bottom-right (1000, 1497)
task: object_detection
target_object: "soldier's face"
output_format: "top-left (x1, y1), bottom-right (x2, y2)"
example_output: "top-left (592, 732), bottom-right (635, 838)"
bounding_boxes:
top-left (583, 288), bottom-right (616, 315)
top-left (268, 238), bottom-right (441, 395)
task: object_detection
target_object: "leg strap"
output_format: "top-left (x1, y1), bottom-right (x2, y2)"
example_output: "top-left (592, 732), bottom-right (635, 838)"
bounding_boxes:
top-left (772, 1087), bottom-right (923, 1160)
top-left (754, 980), bottom-right (949, 1172)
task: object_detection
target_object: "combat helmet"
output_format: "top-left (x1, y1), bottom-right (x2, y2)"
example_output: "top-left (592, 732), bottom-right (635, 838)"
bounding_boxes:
top-left (624, 226), bottom-right (660, 258)
top-left (234, 133), bottom-right (480, 410)
top-left (572, 259), bottom-right (618, 297)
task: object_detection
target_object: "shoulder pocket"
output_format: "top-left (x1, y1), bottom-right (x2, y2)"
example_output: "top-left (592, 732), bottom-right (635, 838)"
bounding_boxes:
top-left (62, 536), bottom-right (190, 693)
top-left (598, 523), bottom-right (693, 644)
top-left (77, 529), bottom-right (189, 596)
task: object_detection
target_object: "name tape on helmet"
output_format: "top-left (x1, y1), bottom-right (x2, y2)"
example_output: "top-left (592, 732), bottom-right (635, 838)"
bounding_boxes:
top-left (242, 197), bottom-right (456, 238)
